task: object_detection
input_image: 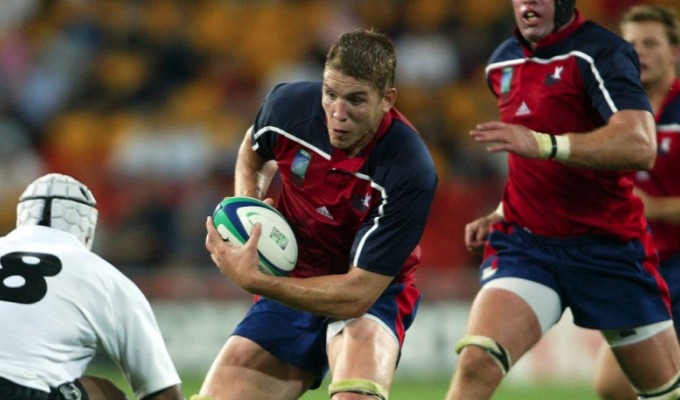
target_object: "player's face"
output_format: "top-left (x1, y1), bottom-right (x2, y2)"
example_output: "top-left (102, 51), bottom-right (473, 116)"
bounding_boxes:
top-left (622, 21), bottom-right (680, 90)
top-left (322, 68), bottom-right (394, 157)
top-left (512, 0), bottom-right (556, 46)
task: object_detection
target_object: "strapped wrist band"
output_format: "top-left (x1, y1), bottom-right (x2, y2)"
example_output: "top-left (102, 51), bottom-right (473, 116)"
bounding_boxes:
top-left (548, 134), bottom-right (558, 159)
top-left (533, 131), bottom-right (570, 161)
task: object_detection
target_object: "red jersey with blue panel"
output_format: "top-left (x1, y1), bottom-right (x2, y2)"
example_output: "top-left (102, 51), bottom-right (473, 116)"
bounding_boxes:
top-left (231, 81), bottom-right (437, 385)
top-left (486, 10), bottom-right (652, 241)
top-left (251, 81), bottom-right (437, 284)
top-left (478, 11), bottom-right (672, 331)
top-left (635, 79), bottom-right (680, 263)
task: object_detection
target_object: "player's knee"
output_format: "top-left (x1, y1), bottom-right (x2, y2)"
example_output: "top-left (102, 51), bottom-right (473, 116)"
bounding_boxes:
top-left (638, 387), bottom-right (680, 400)
top-left (455, 335), bottom-right (512, 377)
top-left (594, 383), bottom-right (634, 400)
top-left (637, 371), bottom-right (680, 399)
top-left (328, 379), bottom-right (388, 400)
top-left (593, 366), bottom-right (635, 400)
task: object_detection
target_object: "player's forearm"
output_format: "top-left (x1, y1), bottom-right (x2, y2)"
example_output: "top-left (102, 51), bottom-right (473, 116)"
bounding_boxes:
top-left (643, 196), bottom-right (680, 223)
top-left (234, 161), bottom-right (277, 199)
top-left (560, 110), bottom-right (656, 170)
top-left (246, 271), bottom-right (389, 319)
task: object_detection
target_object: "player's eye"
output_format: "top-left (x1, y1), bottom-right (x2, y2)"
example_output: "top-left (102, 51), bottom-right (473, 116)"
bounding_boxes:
top-left (642, 39), bottom-right (660, 49)
top-left (348, 97), bottom-right (364, 106)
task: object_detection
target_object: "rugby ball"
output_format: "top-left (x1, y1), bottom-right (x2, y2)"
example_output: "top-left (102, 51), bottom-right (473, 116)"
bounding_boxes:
top-left (212, 196), bottom-right (297, 276)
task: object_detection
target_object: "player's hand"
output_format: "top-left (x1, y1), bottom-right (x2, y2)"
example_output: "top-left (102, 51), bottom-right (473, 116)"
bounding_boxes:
top-left (470, 121), bottom-right (542, 158)
top-left (464, 211), bottom-right (502, 254)
top-left (205, 216), bottom-right (262, 292)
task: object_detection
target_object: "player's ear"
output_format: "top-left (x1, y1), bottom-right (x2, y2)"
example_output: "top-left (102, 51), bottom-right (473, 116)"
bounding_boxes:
top-left (382, 88), bottom-right (397, 112)
top-left (672, 44), bottom-right (680, 64)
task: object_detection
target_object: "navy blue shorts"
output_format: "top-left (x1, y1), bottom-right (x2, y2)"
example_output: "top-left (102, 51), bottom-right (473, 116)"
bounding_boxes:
top-left (660, 252), bottom-right (680, 337)
top-left (481, 222), bottom-right (671, 330)
top-left (232, 283), bottom-right (420, 389)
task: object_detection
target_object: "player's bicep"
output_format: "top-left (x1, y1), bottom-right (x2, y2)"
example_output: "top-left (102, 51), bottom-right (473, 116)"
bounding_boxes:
top-left (235, 127), bottom-right (278, 198)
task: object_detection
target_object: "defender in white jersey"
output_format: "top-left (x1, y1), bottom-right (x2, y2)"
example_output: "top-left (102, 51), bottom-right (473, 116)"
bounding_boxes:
top-left (0, 173), bottom-right (184, 400)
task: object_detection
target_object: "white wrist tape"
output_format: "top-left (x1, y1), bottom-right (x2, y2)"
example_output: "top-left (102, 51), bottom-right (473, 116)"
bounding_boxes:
top-left (532, 131), bottom-right (570, 161)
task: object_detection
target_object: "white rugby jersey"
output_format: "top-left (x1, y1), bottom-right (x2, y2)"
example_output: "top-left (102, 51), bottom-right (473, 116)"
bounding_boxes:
top-left (0, 225), bottom-right (181, 398)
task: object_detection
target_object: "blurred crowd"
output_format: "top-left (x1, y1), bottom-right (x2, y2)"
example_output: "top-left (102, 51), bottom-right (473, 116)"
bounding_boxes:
top-left (0, 0), bottom-right (674, 299)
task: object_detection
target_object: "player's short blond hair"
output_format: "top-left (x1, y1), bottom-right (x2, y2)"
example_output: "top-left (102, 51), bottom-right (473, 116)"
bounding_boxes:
top-left (324, 28), bottom-right (396, 94)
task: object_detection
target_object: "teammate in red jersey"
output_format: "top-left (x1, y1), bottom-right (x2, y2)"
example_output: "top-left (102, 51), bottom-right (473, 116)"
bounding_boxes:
top-left (445, 1), bottom-right (680, 399)
top-left (198, 28), bottom-right (437, 400)
top-left (593, 5), bottom-right (680, 400)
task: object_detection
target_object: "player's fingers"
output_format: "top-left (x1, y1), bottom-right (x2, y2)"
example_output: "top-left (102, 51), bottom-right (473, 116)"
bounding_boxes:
top-left (471, 128), bottom-right (509, 147)
top-left (475, 121), bottom-right (505, 131)
top-left (485, 143), bottom-right (512, 153)
top-left (466, 222), bottom-right (488, 251)
top-left (205, 217), bottom-right (222, 249)
top-left (464, 223), bottom-right (478, 248)
top-left (246, 222), bottom-right (262, 249)
top-left (468, 242), bottom-right (484, 254)
top-left (470, 132), bottom-right (494, 144)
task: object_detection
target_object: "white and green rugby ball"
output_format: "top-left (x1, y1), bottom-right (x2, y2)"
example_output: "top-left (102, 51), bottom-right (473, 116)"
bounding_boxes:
top-left (212, 196), bottom-right (298, 276)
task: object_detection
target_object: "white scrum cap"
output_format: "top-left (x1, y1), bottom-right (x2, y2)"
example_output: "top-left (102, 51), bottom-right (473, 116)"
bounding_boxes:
top-left (17, 173), bottom-right (98, 250)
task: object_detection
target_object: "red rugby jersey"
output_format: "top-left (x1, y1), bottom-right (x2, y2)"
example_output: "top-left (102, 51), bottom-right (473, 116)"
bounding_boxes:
top-left (635, 79), bottom-right (680, 262)
top-left (487, 11), bottom-right (652, 240)
top-left (251, 81), bottom-right (437, 284)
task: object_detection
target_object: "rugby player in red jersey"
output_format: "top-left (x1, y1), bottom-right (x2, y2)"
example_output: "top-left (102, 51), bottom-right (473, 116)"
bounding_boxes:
top-left (199, 28), bottom-right (437, 400)
top-left (446, 1), bottom-right (680, 399)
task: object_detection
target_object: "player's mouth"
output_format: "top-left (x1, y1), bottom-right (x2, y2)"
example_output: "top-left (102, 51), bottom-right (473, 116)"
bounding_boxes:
top-left (523, 11), bottom-right (541, 24)
top-left (331, 128), bottom-right (349, 137)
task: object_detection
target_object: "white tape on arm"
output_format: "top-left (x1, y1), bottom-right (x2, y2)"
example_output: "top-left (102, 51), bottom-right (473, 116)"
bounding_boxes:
top-left (532, 131), bottom-right (570, 161)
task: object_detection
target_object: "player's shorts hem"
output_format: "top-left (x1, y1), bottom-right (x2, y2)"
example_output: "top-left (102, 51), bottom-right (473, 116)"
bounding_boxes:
top-left (483, 277), bottom-right (561, 333)
top-left (326, 313), bottom-right (399, 346)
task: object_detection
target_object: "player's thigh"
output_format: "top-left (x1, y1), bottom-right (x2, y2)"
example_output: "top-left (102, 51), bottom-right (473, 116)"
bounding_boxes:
top-left (593, 344), bottom-right (635, 400)
top-left (464, 286), bottom-right (544, 360)
top-left (327, 318), bottom-right (399, 387)
top-left (610, 326), bottom-right (680, 392)
top-left (201, 335), bottom-right (316, 397)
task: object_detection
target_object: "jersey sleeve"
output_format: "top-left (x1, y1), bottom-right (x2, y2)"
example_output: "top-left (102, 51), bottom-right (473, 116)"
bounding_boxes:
top-left (252, 82), bottom-right (325, 162)
top-left (251, 83), bottom-right (294, 161)
top-left (581, 39), bottom-right (652, 121)
top-left (251, 90), bottom-right (278, 161)
top-left (94, 270), bottom-right (181, 398)
top-left (350, 126), bottom-right (438, 276)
